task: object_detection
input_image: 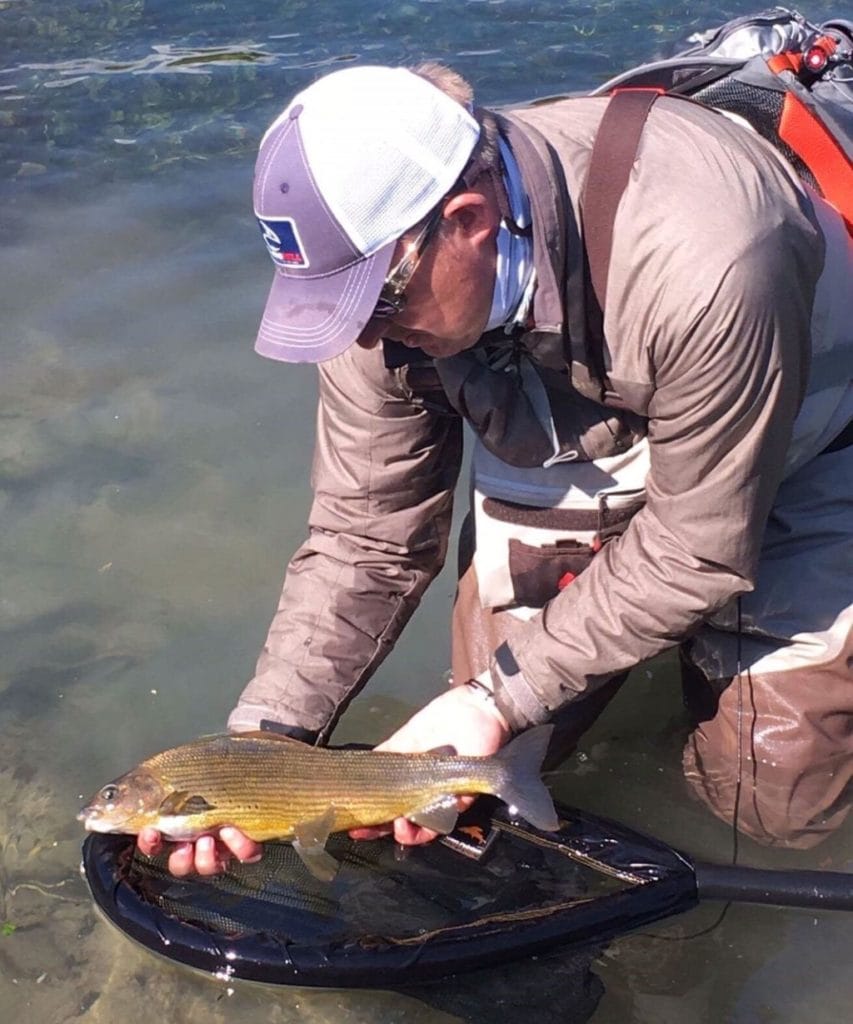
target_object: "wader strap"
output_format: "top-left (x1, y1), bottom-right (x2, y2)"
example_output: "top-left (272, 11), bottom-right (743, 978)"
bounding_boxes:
top-left (482, 496), bottom-right (644, 533)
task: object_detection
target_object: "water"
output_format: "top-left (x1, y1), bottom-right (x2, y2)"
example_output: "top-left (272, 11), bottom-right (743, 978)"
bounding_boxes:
top-left (1, 1), bottom-right (850, 1021)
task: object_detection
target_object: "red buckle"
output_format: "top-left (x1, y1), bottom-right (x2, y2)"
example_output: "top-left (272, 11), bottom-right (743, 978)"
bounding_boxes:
top-left (557, 571), bottom-right (576, 590)
top-left (804, 43), bottom-right (831, 73)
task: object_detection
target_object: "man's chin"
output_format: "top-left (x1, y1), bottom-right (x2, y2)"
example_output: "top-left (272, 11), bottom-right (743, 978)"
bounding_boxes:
top-left (420, 336), bottom-right (478, 360)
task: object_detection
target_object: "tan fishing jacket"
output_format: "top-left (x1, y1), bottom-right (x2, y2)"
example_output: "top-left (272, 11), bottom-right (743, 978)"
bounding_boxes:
top-left (229, 95), bottom-right (850, 741)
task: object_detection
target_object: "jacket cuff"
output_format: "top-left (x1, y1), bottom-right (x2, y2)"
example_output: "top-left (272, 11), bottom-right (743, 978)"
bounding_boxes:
top-left (226, 703), bottom-right (319, 743)
top-left (490, 642), bottom-right (552, 733)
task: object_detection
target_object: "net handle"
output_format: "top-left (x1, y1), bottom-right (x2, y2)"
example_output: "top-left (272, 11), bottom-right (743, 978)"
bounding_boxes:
top-left (693, 862), bottom-right (853, 911)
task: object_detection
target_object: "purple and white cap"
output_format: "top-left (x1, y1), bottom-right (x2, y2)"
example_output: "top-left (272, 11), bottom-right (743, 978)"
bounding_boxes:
top-left (253, 66), bottom-right (480, 363)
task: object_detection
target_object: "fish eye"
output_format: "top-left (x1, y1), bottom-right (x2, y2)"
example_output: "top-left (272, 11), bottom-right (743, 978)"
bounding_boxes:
top-left (100, 784), bottom-right (119, 802)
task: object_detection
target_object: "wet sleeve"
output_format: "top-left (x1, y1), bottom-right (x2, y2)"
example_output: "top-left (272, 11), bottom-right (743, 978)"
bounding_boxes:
top-left (228, 344), bottom-right (463, 742)
top-left (492, 219), bottom-right (816, 731)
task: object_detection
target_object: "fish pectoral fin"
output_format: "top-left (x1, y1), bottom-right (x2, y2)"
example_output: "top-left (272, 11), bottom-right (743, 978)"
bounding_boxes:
top-left (292, 807), bottom-right (339, 882)
top-left (158, 791), bottom-right (216, 816)
top-left (407, 795), bottom-right (459, 835)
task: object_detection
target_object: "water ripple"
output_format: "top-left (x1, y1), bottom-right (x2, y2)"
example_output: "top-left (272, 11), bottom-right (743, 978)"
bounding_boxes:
top-left (7, 42), bottom-right (358, 85)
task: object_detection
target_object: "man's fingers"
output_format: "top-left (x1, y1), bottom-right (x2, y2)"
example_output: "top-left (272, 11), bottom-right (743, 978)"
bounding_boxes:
top-left (353, 818), bottom-right (439, 845)
top-left (219, 827), bottom-right (263, 864)
top-left (393, 818), bottom-right (438, 845)
top-left (349, 818), bottom-right (433, 842)
top-left (168, 842), bottom-right (196, 877)
top-left (194, 835), bottom-right (226, 876)
top-left (140, 828), bottom-right (261, 877)
top-left (137, 827), bottom-right (162, 857)
top-left (351, 812), bottom-right (462, 845)
top-left (348, 824), bottom-right (394, 840)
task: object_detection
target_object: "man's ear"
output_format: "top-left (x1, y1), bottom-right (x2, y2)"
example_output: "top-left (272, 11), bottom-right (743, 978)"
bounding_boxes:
top-left (442, 190), bottom-right (498, 245)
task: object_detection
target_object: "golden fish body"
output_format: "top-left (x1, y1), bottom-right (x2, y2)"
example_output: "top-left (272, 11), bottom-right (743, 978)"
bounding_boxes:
top-left (79, 728), bottom-right (557, 879)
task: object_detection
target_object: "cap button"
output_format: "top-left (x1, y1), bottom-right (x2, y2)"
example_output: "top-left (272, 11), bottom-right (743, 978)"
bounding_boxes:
top-left (289, 104), bottom-right (303, 120)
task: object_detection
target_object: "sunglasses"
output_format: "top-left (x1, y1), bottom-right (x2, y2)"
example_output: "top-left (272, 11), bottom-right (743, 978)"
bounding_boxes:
top-left (370, 201), bottom-right (446, 320)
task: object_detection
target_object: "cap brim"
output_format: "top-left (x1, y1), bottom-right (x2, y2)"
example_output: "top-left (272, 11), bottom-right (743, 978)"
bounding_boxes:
top-left (254, 240), bottom-right (395, 364)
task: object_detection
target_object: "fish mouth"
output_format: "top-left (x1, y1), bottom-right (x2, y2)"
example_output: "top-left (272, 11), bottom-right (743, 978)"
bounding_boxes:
top-left (77, 808), bottom-right (123, 834)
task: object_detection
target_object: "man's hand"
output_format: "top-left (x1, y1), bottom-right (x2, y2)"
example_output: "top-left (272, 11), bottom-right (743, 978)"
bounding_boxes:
top-left (349, 679), bottom-right (512, 846)
top-left (136, 826), bottom-right (262, 877)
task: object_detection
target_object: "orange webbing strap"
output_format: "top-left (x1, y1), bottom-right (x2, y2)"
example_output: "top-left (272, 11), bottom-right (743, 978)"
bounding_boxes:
top-left (767, 51), bottom-right (804, 74)
top-left (766, 40), bottom-right (853, 237)
top-left (777, 92), bottom-right (853, 236)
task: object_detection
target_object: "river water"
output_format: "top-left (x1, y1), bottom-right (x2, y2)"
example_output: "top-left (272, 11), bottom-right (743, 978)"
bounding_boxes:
top-left (1, 1), bottom-right (850, 1021)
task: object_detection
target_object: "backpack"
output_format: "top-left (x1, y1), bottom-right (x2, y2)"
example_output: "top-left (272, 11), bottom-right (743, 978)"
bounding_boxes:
top-left (590, 7), bottom-right (852, 233)
top-left (579, 8), bottom-right (853, 387)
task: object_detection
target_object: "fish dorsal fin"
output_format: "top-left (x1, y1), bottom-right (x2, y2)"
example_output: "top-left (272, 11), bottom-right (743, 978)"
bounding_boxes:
top-left (159, 791), bottom-right (216, 816)
top-left (425, 744), bottom-right (457, 757)
top-left (293, 806), bottom-right (339, 882)
top-left (407, 795), bottom-right (459, 834)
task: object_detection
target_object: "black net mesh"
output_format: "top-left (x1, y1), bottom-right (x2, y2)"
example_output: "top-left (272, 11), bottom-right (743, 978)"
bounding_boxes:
top-left (692, 79), bottom-right (820, 189)
top-left (81, 801), bottom-right (698, 986)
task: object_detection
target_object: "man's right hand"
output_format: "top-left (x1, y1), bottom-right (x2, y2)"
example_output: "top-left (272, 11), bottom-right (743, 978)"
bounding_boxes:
top-left (136, 826), bottom-right (262, 876)
top-left (348, 678), bottom-right (512, 846)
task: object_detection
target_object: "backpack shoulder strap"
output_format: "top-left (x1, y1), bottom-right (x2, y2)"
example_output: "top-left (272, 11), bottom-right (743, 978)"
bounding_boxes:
top-left (578, 88), bottom-right (661, 400)
top-left (580, 88), bottom-right (661, 310)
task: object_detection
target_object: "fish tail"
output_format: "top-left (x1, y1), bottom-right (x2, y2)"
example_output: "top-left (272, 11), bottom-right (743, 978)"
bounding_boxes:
top-left (492, 724), bottom-right (559, 832)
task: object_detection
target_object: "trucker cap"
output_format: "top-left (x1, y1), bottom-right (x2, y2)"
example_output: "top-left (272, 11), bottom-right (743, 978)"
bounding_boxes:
top-left (252, 65), bottom-right (481, 363)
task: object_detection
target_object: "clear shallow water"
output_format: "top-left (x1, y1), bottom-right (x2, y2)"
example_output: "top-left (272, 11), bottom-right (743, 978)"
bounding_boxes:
top-left (1, 1), bottom-right (849, 1021)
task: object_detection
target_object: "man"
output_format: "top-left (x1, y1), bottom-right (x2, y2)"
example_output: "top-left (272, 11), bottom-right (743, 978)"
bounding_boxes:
top-left (140, 62), bottom-right (852, 876)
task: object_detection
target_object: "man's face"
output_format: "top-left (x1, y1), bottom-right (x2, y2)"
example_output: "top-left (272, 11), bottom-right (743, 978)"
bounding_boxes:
top-left (356, 189), bottom-right (499, 360)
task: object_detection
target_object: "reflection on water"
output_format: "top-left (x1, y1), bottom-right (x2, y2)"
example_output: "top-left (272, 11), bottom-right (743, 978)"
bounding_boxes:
top-left (21, 45), bottom-right (282, 82)
top-left (1, 1), bottom-right (849, 1022)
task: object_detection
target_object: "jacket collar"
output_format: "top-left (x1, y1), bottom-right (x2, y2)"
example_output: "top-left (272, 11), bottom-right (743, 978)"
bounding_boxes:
top-left (494, 110), bottom-right (602, 399)
top-left (493, 111), bottom-right (567, 337)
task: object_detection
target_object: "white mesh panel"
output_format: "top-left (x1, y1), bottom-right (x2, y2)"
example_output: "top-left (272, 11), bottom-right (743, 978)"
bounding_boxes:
top-left (295, 67), bottom-right (479, 254)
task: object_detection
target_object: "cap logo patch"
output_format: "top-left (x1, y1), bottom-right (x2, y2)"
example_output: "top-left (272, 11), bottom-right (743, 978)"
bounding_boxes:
top-left (256, 216), bottom-right (309, 269)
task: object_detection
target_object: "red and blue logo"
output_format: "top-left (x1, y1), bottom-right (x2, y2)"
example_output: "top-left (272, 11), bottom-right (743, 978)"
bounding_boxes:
top-left (256, 216), bottom-right (309, 269)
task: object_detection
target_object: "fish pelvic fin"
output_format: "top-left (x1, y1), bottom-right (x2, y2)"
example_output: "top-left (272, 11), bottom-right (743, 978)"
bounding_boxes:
top-left (493, 725), bottom-right (559, 832)
top-left (293, 806), bottom-right (339, 883)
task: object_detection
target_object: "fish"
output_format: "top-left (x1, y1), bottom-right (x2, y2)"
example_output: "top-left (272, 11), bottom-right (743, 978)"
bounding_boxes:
top-left (78, 726), bottom-right (559, 881)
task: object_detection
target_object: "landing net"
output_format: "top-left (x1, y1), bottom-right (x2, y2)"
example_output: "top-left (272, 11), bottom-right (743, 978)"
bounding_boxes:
top-left (81, 800), bottom-right (697, 986)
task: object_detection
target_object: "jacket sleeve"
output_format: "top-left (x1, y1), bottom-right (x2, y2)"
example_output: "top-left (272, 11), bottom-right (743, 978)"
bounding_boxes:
top-left (228, 344), bottom-right (463, 741)
top-left (492, 206), bottom-right (817, 731)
